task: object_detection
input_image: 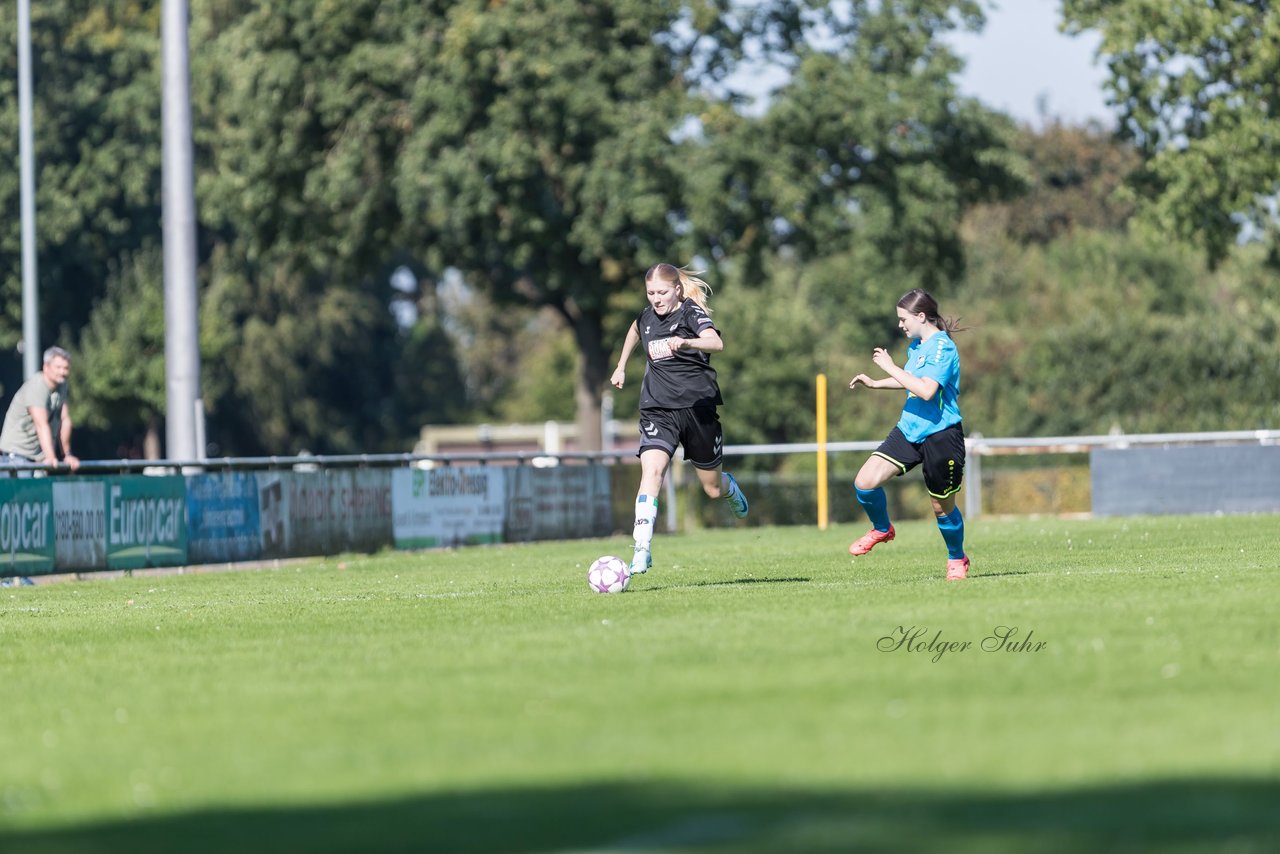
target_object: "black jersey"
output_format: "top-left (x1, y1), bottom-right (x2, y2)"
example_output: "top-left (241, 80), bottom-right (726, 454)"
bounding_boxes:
top-left (636, 299), bottom-right (723, 409)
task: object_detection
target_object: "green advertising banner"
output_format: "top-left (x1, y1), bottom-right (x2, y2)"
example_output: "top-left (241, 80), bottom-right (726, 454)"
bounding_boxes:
top-left (0, 479), bottom-right (55, 577)
top-left (106, 475), bottom-right (189, 570)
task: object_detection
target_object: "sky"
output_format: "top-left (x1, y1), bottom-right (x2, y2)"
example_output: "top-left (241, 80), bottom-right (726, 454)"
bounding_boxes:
top-left (947, 0), bottom-right (1113, 127)
top-left (726, 1), bottom-right (1115, 127)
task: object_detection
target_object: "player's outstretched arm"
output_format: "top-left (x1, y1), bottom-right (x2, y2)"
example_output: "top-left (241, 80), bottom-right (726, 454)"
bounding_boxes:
top-left (611, 322), bottom-right (640, 389)
top-left (849, 373), bottom-right (904, 391)
top-left (669, 328), bottom-right (722, 354)
top-left (871, 347), bottom-right (939, 399)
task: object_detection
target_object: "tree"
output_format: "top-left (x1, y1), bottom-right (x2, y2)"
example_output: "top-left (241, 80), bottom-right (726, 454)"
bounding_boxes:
top-left (0, 2), bottom-right (162, 375)
top-left (0, 1), bottom-right (1026, 457)
top-left (952, 228), bottom-right (1280, 437)
top-left (433, 282), bottom-right (578, 425)
top-left (713, 261), bottom-right (824, 453)
top-left (737, 0), bottom-right (1026, 284)
top-left (191, 1), bottom-right (462, 453)
top-left (389, 302), bottom-right (470, 439)
top-left (395, 1), bottom-right (697, 451)
top-left (397, 0), bottom-right (1025, 450)
top-left (964, 120), bottom-right (1140, 246)
top-left (1063, 1), bottom-right (1280, 266)
top-left (74, 247), bottom-right (167, 458)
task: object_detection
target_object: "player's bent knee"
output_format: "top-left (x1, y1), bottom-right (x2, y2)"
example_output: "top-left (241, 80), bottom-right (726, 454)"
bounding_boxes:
top-left (854, 473), bottom-right (885, 491)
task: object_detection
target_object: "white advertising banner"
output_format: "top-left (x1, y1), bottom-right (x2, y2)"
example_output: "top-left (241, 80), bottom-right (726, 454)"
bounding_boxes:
top-left (52, 480), bottom-right (107, 570)
top-left (392, 467), bottom-right (506, 549)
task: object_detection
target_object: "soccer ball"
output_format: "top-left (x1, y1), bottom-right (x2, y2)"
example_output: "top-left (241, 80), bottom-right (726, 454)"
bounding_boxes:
top-left (587, 555), bottom-right (631, 594)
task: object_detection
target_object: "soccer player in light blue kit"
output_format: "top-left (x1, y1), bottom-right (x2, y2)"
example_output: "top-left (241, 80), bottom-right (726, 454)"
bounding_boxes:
top-left (846, 289), bottom-right (970, 580)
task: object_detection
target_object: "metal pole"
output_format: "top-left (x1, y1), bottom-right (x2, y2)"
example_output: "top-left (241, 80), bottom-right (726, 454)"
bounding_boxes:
top-left (193, 398), bottom-right (207, 462)
top-left (816, 373), bottom-right (828, 530)
top-left (665, 451), bottom-right (680, 533)
top-left (18, 0), bottom-right (39, 378)
top-left (965, 435), bottom-right (982, 520)
top-left (601, 390), bottom-right (614, 452)
top-left (162, 0), bottom-right (202, 460)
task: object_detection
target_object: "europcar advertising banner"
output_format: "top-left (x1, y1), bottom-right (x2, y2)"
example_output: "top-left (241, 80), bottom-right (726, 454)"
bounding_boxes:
top-left (504, 465), bottom-right (612, 542)
top-left (187, 472), bottom-right (262, 564)
top-left (391, 466), bottom-right (506, 549)
top-left (13, 463), bottom-right (617, 577)
top-left (257, 470), bottom-right (394, 558)
top-left (53, 480), bottom-right (107, 570)
top-left (106, 475), bottom-right (189, 570)
top-left (0, 479), bottom-right (55, 576)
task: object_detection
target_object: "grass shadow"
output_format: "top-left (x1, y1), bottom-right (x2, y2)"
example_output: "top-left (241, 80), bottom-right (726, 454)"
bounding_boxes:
top-left (638, 576), bottom-right (811, 592)
top-left (3, 778), bottom-right (1277, 853)
top-left (974, 570), bottom-right (1035, 579)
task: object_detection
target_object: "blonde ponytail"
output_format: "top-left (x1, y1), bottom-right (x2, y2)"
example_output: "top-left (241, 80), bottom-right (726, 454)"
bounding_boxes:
top-left (646, 263), bottom-right (713, 313)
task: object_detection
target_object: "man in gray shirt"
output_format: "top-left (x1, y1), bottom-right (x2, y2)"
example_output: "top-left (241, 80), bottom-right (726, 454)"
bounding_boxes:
top-left (0, 345), bottom-right (81, 471)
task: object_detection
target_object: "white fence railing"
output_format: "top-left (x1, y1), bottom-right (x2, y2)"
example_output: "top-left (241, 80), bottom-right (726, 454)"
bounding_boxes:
top-left (6, 429), bottom-right (1277, 525)
top-left (719, 429), bottom-right (1280, 519)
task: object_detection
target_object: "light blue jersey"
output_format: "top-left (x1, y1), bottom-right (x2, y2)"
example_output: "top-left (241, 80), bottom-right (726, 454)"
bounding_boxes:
top-left (896, 331), bottom-right (962, 443)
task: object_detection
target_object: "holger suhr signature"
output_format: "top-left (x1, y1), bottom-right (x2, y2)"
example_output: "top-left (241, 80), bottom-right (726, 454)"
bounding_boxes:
top-left (878, 626), bottom-right (1047, 663)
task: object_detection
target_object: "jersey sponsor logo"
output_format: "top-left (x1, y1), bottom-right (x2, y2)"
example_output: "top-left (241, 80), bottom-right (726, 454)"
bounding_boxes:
top-left (648, 337), bottom-right (676, 361)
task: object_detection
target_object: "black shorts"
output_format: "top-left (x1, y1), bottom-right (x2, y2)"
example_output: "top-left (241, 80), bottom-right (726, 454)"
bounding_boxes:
top-left (873, 423), bottom-right (965, 499)
top-left (638, 406), bottom-right (723, 470)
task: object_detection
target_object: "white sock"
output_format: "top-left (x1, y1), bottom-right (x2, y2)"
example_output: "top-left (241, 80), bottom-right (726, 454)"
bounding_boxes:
top-left (633, 494), bottom-right (658, 551)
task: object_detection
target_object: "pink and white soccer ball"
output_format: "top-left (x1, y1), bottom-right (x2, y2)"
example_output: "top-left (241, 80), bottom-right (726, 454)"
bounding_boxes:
top-left (587, 555), bottom-right (631, 594)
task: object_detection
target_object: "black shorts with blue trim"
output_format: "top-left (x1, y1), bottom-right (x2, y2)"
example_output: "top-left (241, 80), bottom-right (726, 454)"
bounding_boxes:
top-left (873, 423), bottom-right (965, 499)
top-left (638, 406), bottom-right (723, 470)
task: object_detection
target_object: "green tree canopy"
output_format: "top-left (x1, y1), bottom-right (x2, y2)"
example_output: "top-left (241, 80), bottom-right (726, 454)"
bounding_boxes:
top-left (394, 1), bottom-right (703, 450)
top-left (741, 0), bottom-right (1025, 281)
top-left (1064, 0), bottom-right (1280, 265)
top-left (74, 246), bottom-right (167, 458)
top-left (0, 1), bottom-right (1027, 457)
top-left (190, 0), bottom-right (431, 453)
top-left (397, 0), bottom-right (1025, 449)
top-left (965, 120), bottom-right (1139, 246)
top-left (0, 2), bottom-right (161, 359)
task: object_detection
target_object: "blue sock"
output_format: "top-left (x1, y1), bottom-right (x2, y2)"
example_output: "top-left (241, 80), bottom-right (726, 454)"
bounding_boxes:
top-left (935, 508), bottom-right (965, 560)
top-left (855, 487), bottom-right (891, 533)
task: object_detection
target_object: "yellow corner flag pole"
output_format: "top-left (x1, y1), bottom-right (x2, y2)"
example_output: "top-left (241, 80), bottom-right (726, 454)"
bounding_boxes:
top-left (816, 373), bottom-right (828, 530)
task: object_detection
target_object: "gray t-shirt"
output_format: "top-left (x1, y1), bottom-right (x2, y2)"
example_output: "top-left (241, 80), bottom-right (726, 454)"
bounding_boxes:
top-left (0, 374), bottom-right (66, 460)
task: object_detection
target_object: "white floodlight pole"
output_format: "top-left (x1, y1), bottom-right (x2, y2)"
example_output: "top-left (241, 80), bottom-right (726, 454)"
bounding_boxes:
top-left (18, 0), bottom-right (39, 378)
top-left (161, 0), bottom-right (204, 461)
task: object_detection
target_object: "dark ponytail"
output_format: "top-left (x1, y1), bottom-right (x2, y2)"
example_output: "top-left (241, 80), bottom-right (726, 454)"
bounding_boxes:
top-left (897, 288), bottom-right (964, 334)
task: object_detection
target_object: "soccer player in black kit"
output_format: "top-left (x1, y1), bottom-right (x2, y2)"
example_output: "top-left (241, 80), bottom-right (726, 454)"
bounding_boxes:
top-left (611, 263), bottom-right (749, 577)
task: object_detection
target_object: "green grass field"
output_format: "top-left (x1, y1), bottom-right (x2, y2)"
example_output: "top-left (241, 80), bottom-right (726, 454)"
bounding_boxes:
top-left (1, 514), bottom-right (1277, 852)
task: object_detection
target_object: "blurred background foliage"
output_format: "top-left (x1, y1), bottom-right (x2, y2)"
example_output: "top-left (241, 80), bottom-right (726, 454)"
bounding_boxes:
top-left (0, 1), bottom-right (1276, 459)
